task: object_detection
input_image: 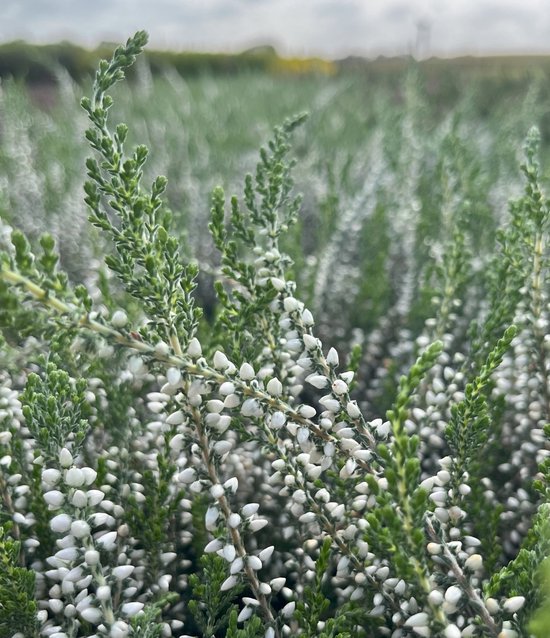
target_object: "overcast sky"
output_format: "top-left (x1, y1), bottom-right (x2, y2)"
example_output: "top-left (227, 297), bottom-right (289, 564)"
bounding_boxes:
top-left (3, 0), bottom-right (550, 58)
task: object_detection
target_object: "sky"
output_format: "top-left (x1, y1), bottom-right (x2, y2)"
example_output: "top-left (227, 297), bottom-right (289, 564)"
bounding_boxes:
top-left (2, 0), bottom-right (550, 59)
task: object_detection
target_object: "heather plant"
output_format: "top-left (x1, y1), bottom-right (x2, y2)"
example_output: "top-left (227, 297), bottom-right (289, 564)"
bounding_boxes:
top-left (2, 31), bottom-right (550, 638)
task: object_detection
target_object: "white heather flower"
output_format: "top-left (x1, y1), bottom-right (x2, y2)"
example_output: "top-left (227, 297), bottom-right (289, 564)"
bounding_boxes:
top-left (178, 468), bottom-right (196, 484)
top-left (444, 625), bottom-right (461, 638)
top-left (223, 545), bottom-right (236, 562)
top-left (65, 468), bottom-right (85, 487)
top-left (155, 341), bottom-right (170, 356)
top-left (214, 441), bottom-right (232, 456)
top-left (282, 601), bottom-right (296, 618)
top-left (224, 477), bottom-right (239, 493)
top-left (121, 602), bottom-right (144, 617)
top-left (166, 367), bottom-right (181, 386)
top-left (242, 503), bottom-right (260, 517)
top-left (84, 549), bottom-right (100, 566)
top-left (464, 554), bottom-right (483, 571)
top-left (96, 585), bottom-right (111, 601)
top-left (59, 448), bottom-right (73, 468)
top-left (71, 490), bottom-right (88, 508)
top-left (110, 621), bottom-right (130, 638)
top-left (219, 381), bottom-right (236, 395)
top-left (270, 577), bottom-right (286, 592)
top-left (299, 405), bottom-right (316, 419)
top-left (405, 612), bottom-right (429, 627)
top-left (113, 565), bottom-right (135, 579)
top-left (302, 334), bottom-right (318, 350)
top-left (205, 507), bottom-right (219, 530)
top-left (187, 337), bottom-right (202, 358)
top-left (44, 490), bottom-right (65, 508)
top-left (166, 410), bottom-right (184, 425)
top-left (259, 546), bottom-right (274, 562)
top-left (87, 490), bottom-right (105, 506)
top-left (266, 377), bottom-right (283, 396)
top-left (307, 374), bottom-right (329, 389)
top-left (231, 557), bottom-right (244, 574)
top-left (221, 575), bottom-right (238, 591)
top-left (224, 393), bottom-right (240, 408)
top-left (206, 399), bottom-right (224, 413)
top-left (332, 380), bottom-right (348, 395)
top-left (247, 555), bottom-right (262, 570)
top-left (319, 396), bottom-right (340, 412)
top-left (80, 607), bottom-right (103, 624)
top-left (346, 401), bottom-right (361, 418)
top-left (249, 519), bottom-right (268, 532)
top-left (239, 362), bottom-right (255, 380)
top-left (503, 596), bottom-right (526, 614)
top-left (97, 531), bottom-right (117, 549)
top-left (228, 513), bottom-right (242, 528)
top-left (270, 411), bottom-right (286, 428)
top-left (82, 467), bottom-right (97, 485)
top-left (205, 539), bottom-right (223, 553)
top-left (42, 468), bottom-right (61, 486)
top-left (326, 347), bottom-right (339, 366)
top-left (111, 310), bottom-right (128, 328)
top-left (70, 520), bottom-right (91, 538)
top-left (213, 351), bottom-right (230, 370)
top-left (210, 484), bottom-right (225, 499)
top-left (283, 297), bottom-right (300, 312)
top-left (50, 513), bottom-right (72, 533)
top-left (241, 399), bottom-right (261, 417)
top-left (445, 586), bottom-right (462, 605)
top-left (238, 606), bottom-right (254, 622)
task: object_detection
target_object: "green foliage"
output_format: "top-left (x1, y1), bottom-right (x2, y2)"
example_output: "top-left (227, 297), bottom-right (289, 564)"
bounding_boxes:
top-left (0, 525), bottom-right (38, 638)
top-left (188, 554), bottom-right (243, 636)
top-left (20, 357), bottom-right (91, 460)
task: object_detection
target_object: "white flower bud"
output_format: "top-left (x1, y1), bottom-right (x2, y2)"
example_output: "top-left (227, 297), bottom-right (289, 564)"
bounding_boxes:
top-left (213, 351), bottom-right (230, 370)
top-left (121, 602), bottom-right (144, 617)
top-left (239, 362), bottom-right (255, 380)
top-left (111, 310), bottom-right (128, 328)
top-left (96, 585), bottom-right (111, 601)
top-left (42, 468), bottom-right (61, 486)
top-left (282, 601), bottom-right (296, 618)
top-left (80, 607), bottom-right (103, 624)
top-left (247, 555), bottom-right (262, 570)
top-left (71, 490), bottom-right (87, 509)
top-left (237, 605), bottom-right (254, 622)
top-left (44, 490), bottom-right (65, 508)
top-left (299, 405), bottom-right (316, 419)
top-left (84, 549), bottom-right (100, 565)
top-left (404, 612), bottom-right (429, 627)
top-left (267, 377), bottom-right (283, 396)
top-left (306, 374), bottom-right (329, 389)
top-left (59, 448), bottom-right (73, 468)
top-left (70, 520), bottom-right (91, 539)
top-left (302, 334), bottom-right (318, 350)
top-left (50, 513), bottom-right (72, 533)
top-left (65, 468), bottom-right (85, 487)
top-left (326, 347), bottom-right (339, 366)
top-left (503, 596), bottom-right (525, 614)
top-left (445, 585), bottom-right (462, 605)
top-left (346, 401), bottom-right (361, 419)
top-left (332, 379), bottom-right (348, 395)
top-left (187, 337), bottom-right (202, 358)
top-left (221, 575), bottom-right (238, 591)
top-left (270, 577), bottom-right (286, 592)
top-left (113, 565), bottom-right (135, 580)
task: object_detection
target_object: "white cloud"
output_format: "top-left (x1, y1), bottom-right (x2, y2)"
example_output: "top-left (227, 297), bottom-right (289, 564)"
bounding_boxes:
top-left (1, 0), bottom-right (550, 57)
